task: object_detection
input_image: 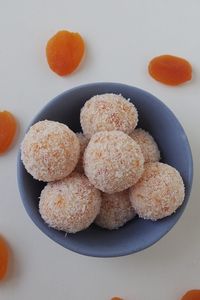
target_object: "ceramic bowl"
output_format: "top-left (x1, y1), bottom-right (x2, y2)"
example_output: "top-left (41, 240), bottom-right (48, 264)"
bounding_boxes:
top-left (17, 82), bottom-right (193, 257)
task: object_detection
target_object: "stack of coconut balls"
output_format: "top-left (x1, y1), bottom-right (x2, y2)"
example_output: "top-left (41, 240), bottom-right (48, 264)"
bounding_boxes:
top-left (21, 94), bottom-right (185, 233)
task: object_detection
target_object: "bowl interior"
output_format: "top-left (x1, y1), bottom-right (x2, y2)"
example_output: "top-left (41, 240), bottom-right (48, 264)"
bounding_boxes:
top-left (17, 82), bottom-right (193, 257)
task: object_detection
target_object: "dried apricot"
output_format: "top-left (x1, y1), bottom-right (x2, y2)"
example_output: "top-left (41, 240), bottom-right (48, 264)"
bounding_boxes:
top-left (0, 236), bottom-right (9, 280)
top-left (181, 290), bottom-right (200, 300)
top-left (46, 30), bottom-right (85, 76)
top-left (148, 54), bottom-right (192, 85)
top-left (0, 111), bottom-right (17, 154)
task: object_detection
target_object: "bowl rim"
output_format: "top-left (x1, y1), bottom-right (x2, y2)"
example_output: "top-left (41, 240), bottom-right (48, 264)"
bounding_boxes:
top-left (17, 82), bottom-right (194, 257)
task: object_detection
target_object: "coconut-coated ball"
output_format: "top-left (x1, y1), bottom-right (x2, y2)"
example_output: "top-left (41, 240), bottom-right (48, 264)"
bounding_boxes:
top-left (130, 128), bottom-right (160, 163)
top-left (129, 162), bottom-right (185, 220)
top-left (80, 93), bottom-right (138, 138)
top-left (75, 132), bottom-right (89, 173)
top-left (39, 172), bottom-right (102, 233)
top-left (21, 120), bottom-right (80, 182)
top-left (84, 131), bottom-right (144, 193)
top-left (95, 190), bottom-right (136, 230)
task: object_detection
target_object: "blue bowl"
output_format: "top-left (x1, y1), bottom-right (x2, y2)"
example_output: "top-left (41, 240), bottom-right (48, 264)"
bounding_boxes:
top-left (17, 82), bottom-right (193, 257)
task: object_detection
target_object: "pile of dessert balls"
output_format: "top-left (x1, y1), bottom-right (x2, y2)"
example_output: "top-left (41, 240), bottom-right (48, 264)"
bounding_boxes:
top-left (21, 94), bottom-right (185, 233)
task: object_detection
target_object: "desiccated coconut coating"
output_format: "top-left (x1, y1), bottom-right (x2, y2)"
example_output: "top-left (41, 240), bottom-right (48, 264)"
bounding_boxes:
top-left (75, 133), bottom-right (89, 173)
top-left (130, 128), bottom-right (160, 163)
top-left (129, 162), bottom-right (185, 220)
top-left (21, 120), bottom-right (80, 182)
top-left (39, 172), bottom-right (102, 233)
top-left (80, 93), bottom-right (138, 138)
top-left (84, 131), bottom-right (144, 193)
top-left (95, 190), bottom-right (136, 230)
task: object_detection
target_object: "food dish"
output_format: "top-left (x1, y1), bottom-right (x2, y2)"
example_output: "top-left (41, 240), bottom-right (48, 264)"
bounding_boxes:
top-left (17, 82), bottom-right (193, 257)
top-left (129, 162), bottom-right (185, 220)
top-left (39, 172), bottom-right (101, 233)
top-left (95, 190), bottom-right (136, 230)
top-left (21, 120), bottom-right (80, 182)
top-left (84, 130), bottom-right (144, 193)
top-left (130, 128), bottom-right (160, 162)
top-left (80, 93), bottom-right (138, 138)
top-left (75, 133), bottom-right (89, 173)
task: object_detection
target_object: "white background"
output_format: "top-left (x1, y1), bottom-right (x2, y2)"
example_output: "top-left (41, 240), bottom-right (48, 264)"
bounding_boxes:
top-left (0, 1), bottom-right (199, 299)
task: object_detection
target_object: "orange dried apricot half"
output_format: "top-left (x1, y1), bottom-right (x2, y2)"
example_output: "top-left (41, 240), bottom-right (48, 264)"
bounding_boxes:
top-left (0, 236), bottom-right (9, 280)
top-left (0, 111), bottom-right (17, 154)
top-left (46, 30), bottom-right (85, 76)
top-left (148, 54), bottom-right (192, 85)
top-left (181, 290), bottom-right (200, 300)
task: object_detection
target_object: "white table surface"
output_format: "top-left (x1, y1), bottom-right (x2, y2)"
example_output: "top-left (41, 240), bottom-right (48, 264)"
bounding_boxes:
top-left (0, 1), bottom-right (199, 299)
